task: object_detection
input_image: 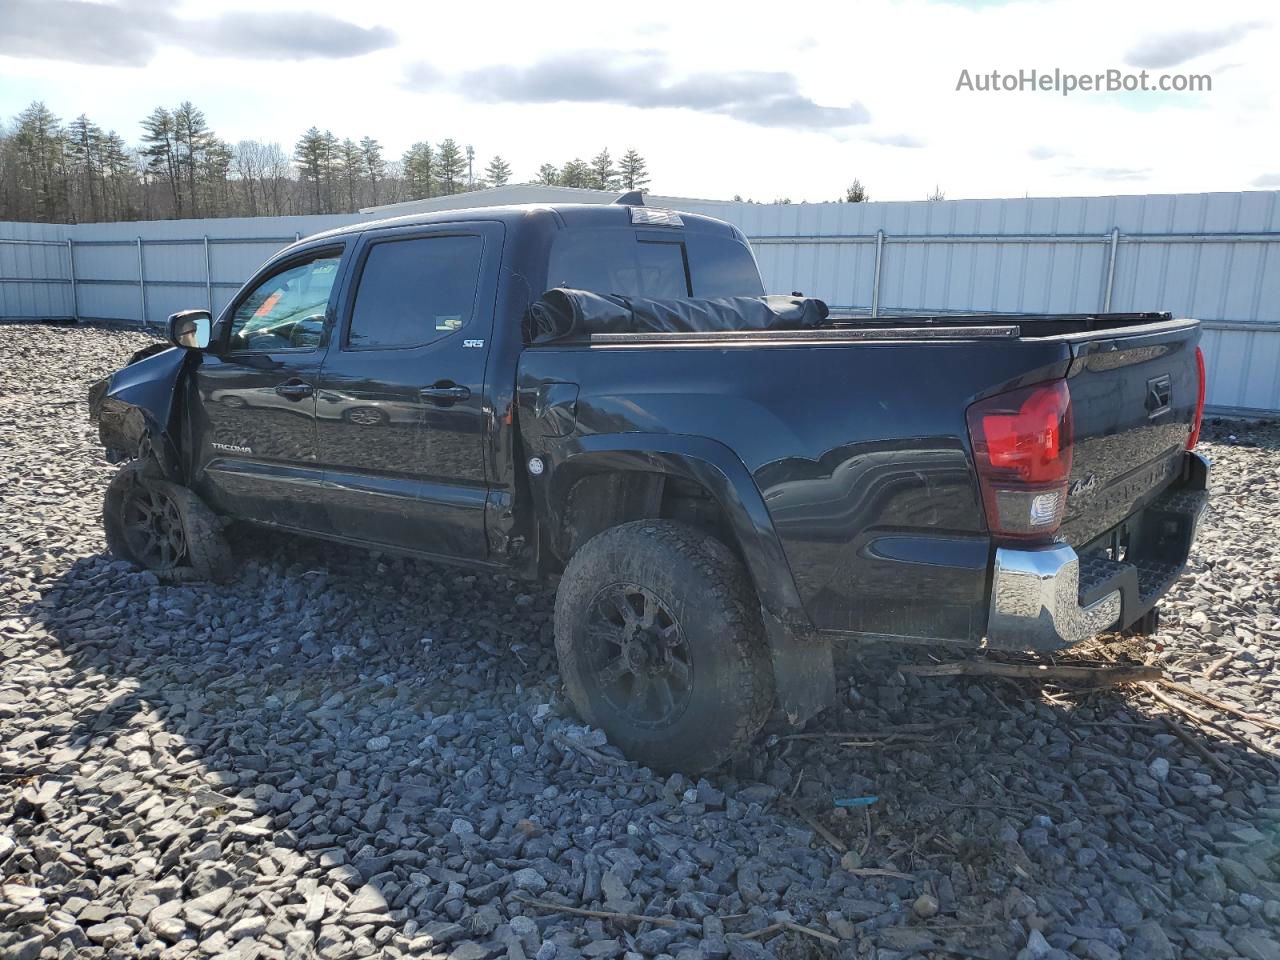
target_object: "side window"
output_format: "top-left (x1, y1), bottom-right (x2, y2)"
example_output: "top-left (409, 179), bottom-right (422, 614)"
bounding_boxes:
top-left (348, 235), bottom-right (484, 350)
top-left (687, 234), bottom-right (765, 298)
top-left (228, 253), bottom-right (341, 352)
top-left (547, 229), bottom-right (691, 298)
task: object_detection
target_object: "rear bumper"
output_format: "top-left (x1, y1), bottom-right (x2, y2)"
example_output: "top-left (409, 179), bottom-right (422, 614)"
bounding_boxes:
top-left (986, 452), bottom-right (1209, 651)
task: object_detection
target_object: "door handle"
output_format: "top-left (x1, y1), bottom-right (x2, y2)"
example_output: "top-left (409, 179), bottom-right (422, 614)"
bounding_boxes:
top-left (275, 380), bottom-right (314, 400)
top-left (419, 384), bottom-right (471, 403)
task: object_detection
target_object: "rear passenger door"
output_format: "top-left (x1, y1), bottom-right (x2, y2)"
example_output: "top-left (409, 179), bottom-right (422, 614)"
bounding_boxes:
top-left (314, 221), bottom-right (503, 560)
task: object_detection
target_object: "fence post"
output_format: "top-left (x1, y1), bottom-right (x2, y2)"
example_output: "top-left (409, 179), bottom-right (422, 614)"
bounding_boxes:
top-left (871, 229), bottom-right (885, 318)
top-left (136, 237), bottom-right (147, 327)
top-left (66, 238), bottom-right (79, 322)
top-left (1102, 226), bottom-right (1120, 311)
top-left (203, 236), bottom-right (213, 312)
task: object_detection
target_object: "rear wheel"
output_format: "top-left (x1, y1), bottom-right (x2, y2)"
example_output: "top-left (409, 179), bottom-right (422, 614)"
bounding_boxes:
top-left (554, 520), bottom-right (774, 773)
top-left (103, 464), bottom-right (234, 582)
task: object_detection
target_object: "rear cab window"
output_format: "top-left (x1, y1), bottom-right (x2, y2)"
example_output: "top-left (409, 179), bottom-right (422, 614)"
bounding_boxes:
top-left (548, 227), bottom-right (763, 300)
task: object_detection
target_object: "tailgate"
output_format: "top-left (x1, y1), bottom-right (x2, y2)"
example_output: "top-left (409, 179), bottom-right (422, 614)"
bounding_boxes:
top-left (1059, 320), bottom-right (1202, 546)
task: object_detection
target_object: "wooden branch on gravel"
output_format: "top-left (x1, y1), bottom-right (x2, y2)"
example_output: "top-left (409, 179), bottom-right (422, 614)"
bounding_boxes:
top-left (1202, 653), bottom-right (1235, 681)
top-left (1140, 682), bottom-right (1280, 774)
top-left (845, 867), bottom-right (915, 881)
top-left (548, 732), bottom-right (630, 768)
top-left (1156, 678), bottom-right (1280, 733)
top-left (737, 920), bottom-right (841, 946)
top-left (1160, 714), bottom-right (1232, 778)
top-left (782, 801), bottom-right (847, 853)
top-left (778, 721), bottom-right (957, 741)
top-left (902, 661), bottom-right (1161, 685)
top-left (513, 894), bottom-right (683, 927)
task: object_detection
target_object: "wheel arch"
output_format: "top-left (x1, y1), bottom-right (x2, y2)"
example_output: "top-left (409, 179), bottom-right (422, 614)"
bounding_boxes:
top-left (542, 434), bottom-right (811, 635)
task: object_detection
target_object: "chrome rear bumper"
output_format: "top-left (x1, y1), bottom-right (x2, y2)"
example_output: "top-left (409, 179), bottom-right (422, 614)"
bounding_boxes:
top-left (986, 452), bottom-right (1209, 651)
top-left (987, 545), bottom-right (1124, 649)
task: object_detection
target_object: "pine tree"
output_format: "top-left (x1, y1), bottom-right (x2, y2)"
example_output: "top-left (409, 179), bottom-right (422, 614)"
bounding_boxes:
top-left (360, 136), bottom-right (385, 205)
top-left (201, 137), bottom-right (232, 217)
top-left (402, 142), bottom-right (435, 199)
top-left (173, 101), bottom-right (211, 216)
top-left (337, 138), bottom-right (363, 211)
top-left (589, 148), bottom-right (618, 191)
top-left (844, 179), bottom-right (869, 202)
top-left (293, 127), bottom-right (327, 213)
top-left (436, 138), bottom-right (466, 194)
top-left (13, 102), bottom-right (67, 222)
top-left (101, 131), bottom-right (133, 220)
top-left (140, 106), bottom-right (181, 216)
top-left (559, 158), bottom-right (590, 188)
top-left (484, 155), bottom-right (512, 187)
top-left (536, 163), bottom-right (559, 186)
top-left (318, 131), bottom-right (340, 213)
top-left (67, 114), bottom-right (103, 221)
top-left (618, 148), bottom-right (649, 191)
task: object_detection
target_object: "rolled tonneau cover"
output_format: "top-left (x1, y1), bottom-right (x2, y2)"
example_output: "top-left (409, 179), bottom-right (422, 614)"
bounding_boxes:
top-left (527, 288), bottom-right (830, 343)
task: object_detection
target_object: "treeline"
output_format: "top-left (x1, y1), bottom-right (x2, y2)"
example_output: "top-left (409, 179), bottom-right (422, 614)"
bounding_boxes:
top-left (0, 100), bottom-right (652, 224)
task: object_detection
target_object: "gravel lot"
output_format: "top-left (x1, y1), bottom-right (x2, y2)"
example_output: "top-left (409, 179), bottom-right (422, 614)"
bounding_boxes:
top-left (2, 321), bottom-right (1279, 960)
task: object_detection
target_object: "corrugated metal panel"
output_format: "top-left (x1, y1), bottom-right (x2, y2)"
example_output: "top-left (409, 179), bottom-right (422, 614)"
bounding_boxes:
top-left (0, 222), bottom-right (72, 318)
top-left (677, 191), bottom-right (1280, 415)
top-left (3, 190), bottom-right (1278, 413)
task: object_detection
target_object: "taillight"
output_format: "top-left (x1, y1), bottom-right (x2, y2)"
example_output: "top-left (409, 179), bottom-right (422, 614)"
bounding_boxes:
top-left (1187, 345), bottom-right (1206, 450)
top-left (966, 379), bottom-right (1073, 541)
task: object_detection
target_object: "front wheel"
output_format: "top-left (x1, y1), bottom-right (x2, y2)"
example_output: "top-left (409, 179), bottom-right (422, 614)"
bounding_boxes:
top-left (103, 464), bottom-right (234, 582)
top-left (554, 520), bottom-right (774, 773)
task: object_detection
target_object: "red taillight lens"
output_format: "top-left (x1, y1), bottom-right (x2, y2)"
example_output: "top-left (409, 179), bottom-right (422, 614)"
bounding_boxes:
top-left (1187, 345), bottom-right (1206, 450)
top-left (967, 380), bottom-right (1073, 541)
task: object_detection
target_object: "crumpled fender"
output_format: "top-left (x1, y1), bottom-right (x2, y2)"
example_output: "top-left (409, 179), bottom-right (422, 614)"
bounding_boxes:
top-left (88, 345), bottom-right (189, 480)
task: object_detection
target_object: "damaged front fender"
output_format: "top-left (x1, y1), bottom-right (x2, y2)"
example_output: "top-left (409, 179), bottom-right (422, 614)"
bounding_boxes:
top-left (88, 345), bottom-right (189, 479)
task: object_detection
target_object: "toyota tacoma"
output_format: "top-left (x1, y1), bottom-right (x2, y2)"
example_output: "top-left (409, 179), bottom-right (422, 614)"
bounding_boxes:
top-left (88, 196), bottom-right (1210, 771)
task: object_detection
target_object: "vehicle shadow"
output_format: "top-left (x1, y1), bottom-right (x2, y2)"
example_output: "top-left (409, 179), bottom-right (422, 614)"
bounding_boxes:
top-left (17, 527), bottom-right (1280, 960)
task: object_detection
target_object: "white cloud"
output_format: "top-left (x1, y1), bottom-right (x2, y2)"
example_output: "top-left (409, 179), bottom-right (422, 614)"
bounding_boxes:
top-left (0, 0), bottom-right (1276, 202)
top-left (1125, 22), bottom-right (1264, 69)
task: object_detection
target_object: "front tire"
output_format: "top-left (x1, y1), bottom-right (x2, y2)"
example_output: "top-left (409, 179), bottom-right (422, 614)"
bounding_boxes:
top-left (103, 463), bottom-right (234, 583)
top-left (554, 520), bottom-right (774, 773)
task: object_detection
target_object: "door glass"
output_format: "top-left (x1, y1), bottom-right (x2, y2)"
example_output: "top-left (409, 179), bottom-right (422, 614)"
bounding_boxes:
top-left (348, 235), bottom-right (485, 350)
top-left (229, 253), bottom-right (342, 352)
top-left (547, 229), bottom-right (690, 298)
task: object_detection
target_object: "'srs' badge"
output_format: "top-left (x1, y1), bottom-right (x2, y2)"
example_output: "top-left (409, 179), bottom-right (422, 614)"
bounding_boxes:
top-left (463, 339), bottom-right (485, 348)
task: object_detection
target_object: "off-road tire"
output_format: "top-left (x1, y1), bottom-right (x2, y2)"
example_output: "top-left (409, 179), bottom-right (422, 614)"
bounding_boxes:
top-left (103, 463), bottom-right (235, 583)
top-left (554, 520), bottom-right (774, 773)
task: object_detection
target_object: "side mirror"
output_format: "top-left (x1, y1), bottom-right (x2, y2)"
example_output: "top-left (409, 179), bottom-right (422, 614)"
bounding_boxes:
top-left (167, 309), bottom-right (212, 350)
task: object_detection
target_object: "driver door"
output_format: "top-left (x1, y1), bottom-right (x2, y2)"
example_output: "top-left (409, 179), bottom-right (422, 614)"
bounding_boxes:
top-left (190, 244), bottom-right (348, 532)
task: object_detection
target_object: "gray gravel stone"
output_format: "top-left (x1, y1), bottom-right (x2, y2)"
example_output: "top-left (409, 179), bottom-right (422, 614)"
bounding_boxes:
top-left (1, 330), bottom-right (1277, 960)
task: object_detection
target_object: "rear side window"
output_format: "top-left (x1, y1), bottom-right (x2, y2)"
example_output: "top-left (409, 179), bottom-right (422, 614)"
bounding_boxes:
top-left (548, 227), bottom-right (764, 299)
top-left (687, 233), bottom-right (765, 298)
top-left (548, 229), bottom-right (689, 298)
top-left (348, 234), bottom-right (484, 349)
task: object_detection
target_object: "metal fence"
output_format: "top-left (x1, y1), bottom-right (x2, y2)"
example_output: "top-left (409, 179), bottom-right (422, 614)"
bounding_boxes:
top-left (2, 190), bottom-right (1278, 415)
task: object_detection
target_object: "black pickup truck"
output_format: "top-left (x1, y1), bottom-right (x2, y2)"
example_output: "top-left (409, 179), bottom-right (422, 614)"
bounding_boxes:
top-left (88, 197), bottom-right (1209, 771)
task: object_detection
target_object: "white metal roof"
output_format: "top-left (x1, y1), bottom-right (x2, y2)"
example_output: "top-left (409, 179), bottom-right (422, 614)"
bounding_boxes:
top-left (358, 184), bottom-right (730, 215)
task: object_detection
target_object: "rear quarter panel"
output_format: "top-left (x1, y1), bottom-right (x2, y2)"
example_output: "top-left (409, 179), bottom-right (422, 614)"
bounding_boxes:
top-left (520, 337), bottom-right (1074, 642)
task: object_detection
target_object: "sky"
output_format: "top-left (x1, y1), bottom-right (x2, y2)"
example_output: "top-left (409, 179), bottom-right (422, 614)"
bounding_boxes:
top-left (0, 0), bottom-right (1277, 203)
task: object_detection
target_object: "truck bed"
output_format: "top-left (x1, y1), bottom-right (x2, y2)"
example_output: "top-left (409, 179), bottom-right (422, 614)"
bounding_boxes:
top-left (520, 309), bottom-right (1203, 644)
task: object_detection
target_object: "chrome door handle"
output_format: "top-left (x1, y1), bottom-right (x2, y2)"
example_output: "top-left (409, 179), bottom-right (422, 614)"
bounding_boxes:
top-left (275, 381), bottom-right (314, 399)
top-left (419, 384), bottom-right (471, 403)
